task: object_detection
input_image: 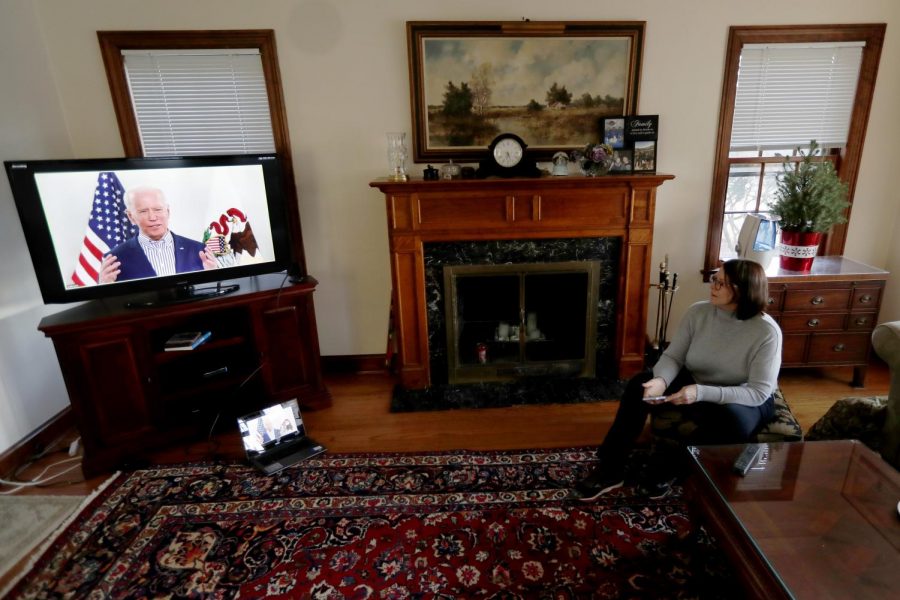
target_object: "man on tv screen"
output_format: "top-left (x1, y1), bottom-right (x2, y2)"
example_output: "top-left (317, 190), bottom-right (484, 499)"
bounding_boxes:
top-left (99, 186), bottom-right (219, 283)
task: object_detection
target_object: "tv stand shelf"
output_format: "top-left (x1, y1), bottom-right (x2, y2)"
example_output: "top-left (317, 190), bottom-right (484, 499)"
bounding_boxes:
top-left (39, 273), bottom-right (331, 476)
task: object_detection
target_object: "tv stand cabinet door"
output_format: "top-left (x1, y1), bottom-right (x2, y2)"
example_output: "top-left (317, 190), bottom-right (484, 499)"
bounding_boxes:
top-left (254, 292), bottom-right (330, 409)
top-left (52, 328), bottom-right (154, 474)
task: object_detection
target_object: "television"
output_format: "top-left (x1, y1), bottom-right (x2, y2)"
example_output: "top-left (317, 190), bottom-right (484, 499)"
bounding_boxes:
top-left (5, 154), bottom-right (296, 305)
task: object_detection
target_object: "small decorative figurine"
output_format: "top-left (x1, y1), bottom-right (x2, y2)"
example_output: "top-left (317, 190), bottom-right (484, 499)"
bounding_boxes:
top-left (423, 164), bottom-right (439, 180)
top-left (552, 151), bottom-right (569, 176)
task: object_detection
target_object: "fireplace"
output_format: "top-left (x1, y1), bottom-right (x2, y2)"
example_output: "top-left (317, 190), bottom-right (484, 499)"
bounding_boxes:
top-left (426, 239), bottom-right (620, 386)
top-left (371, 174), bottom-right (674, 390)
top-left (443, 260), bottom-right (601, 383)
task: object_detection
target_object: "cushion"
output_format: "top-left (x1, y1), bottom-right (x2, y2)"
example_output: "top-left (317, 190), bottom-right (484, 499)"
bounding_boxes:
top-left (757, 389), bottom-right (804, 442)
top-left (650, 388), bottom-right (803, 443)
top-left (805, 396), bottom-right (888, 452)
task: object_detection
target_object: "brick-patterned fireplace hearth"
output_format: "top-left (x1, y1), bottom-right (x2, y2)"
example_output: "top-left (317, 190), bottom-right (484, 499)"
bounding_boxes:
top-left (370, 174), bottom-right (674, 390)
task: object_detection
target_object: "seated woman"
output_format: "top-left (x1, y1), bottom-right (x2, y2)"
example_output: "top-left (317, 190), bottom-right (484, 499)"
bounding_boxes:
top-left (575, 258), bottom-right (782, 501)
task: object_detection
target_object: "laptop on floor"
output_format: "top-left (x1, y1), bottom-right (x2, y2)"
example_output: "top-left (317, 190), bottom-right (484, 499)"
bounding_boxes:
top-left (237, 398), bottom-right (326, 474)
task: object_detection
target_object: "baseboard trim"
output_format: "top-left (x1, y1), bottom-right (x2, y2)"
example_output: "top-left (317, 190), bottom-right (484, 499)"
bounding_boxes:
top-left (0, 408), bottom-right (74, 479)
top-left (321, 354), bottom-right (389, 375)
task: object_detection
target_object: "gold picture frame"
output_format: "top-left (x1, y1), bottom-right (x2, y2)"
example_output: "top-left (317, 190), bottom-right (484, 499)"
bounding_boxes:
top-left (407, 21), bottom-right (645, 162)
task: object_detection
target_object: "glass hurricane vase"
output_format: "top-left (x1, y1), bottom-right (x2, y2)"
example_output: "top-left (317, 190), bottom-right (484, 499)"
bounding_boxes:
top-left (386, 132), bottom-right (409, 181)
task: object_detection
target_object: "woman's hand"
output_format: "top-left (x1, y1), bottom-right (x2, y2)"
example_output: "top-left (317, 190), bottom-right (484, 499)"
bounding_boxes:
top-left (641, 377), bottom-right (667, 398)
top-left (667, 384), bottom-right (698, 405)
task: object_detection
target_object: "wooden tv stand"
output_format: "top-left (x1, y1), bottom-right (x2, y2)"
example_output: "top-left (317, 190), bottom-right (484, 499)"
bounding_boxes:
top-left (39, 274), bottom-right (330, 476)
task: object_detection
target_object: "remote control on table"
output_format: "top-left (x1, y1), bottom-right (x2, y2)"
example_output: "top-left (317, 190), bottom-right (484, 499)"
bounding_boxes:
top-left (732, 444), bottom-right (763, 476)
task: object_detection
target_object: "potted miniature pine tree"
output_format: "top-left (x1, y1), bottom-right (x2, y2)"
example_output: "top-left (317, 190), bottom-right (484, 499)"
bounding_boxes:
top-left (770, 140), bottom-right (850, 271)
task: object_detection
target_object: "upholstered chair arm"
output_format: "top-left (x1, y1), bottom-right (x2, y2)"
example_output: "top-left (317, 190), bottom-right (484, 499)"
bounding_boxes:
top-left (872, 321), bottom-right (900, 468)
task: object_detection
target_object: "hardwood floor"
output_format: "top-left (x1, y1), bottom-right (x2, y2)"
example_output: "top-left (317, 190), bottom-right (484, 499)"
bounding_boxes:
top-left (5, 357), bottom-right (891, 498)
top-left (0, 359), bottom-right (891, 591)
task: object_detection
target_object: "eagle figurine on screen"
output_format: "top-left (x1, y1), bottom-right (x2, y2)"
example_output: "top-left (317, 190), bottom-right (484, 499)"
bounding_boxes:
top-left (202, 208), bottom-right (263, 267)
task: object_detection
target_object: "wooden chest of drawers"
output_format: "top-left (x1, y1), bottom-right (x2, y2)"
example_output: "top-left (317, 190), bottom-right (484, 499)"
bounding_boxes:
top-left (766, 257), bottom-right (888, 387)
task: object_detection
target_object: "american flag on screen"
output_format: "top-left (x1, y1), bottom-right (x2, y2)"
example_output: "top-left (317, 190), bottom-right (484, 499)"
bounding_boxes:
top-left (205, 235), bottom-right (226, 255)
top-left (70, 172), bottom-right (138, 286)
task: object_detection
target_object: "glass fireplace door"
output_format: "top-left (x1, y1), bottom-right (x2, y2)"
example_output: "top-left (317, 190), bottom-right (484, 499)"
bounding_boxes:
top-left (443, 261), bottom-right (600, 384)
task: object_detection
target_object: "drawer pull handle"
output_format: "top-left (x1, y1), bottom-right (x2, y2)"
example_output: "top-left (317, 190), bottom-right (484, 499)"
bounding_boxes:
top-left (203, 366), bottom-right (229, 378)
top-left (811, 296), bottom-right (825, 305)
top-left (855, 317), bottom-right (869, 326)
top-left (833, 343), bottom-right (846, 352)
top-left (859, 294), bottom-right (873, 304)
top-left (807, 319), bottom-right (820, 328)
top-left (767, 297), bottom-right (775, 305)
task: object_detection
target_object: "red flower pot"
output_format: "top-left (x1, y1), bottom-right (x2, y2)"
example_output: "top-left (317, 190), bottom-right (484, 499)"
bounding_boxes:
top-left (779, 230), bottom-right (821, 271)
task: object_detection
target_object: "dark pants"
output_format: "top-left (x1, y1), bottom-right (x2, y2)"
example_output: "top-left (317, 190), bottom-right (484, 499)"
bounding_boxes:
top-left (598, 370), bottom-right (775, 463)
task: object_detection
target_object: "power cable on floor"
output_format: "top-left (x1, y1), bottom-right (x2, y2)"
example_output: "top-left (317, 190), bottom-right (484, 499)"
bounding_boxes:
top-left (0, 456), bottom-right (83, 495)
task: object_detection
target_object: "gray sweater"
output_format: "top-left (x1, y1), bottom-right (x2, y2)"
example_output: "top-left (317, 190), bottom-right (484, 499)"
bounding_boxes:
top-left (653, 301), bottom-right (782, 407)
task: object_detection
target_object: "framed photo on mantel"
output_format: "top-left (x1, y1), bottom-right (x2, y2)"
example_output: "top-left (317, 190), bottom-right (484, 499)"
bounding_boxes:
top-left (602, 117), bottom-right (626, 149)
top-left (601, 114), bottom-right (658, 173)
top-left (406, 21), bottom-right (646, 163)
top-left (627, 114), bottom-right (658, 173)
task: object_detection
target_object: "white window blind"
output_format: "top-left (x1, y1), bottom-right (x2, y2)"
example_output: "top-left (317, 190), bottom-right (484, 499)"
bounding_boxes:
top-left (730, 42), bottom-right (864, 151)
top-left (122, 49), bottom-right (276, 156)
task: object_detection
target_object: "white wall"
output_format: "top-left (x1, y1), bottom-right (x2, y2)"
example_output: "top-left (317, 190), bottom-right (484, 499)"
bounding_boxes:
top-left (0, 0), bottom-right (73, 453)
top-left (3, 0), bottom-right (899, 453)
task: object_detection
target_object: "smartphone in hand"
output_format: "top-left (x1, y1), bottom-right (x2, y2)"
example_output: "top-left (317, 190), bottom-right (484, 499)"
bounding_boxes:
top-left (643, 395), bottom-right (667, 404)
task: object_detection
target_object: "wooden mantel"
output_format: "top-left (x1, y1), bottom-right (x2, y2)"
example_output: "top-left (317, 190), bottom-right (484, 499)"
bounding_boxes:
top-left (370, 174), bottom-right (675, 390)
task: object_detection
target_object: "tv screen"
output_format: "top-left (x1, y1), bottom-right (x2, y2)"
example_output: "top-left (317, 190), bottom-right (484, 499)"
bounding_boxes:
top-left (5, 154), bottom-right (294, 304)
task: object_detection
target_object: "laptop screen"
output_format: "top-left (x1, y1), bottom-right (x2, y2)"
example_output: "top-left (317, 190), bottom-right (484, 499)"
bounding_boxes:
top-left (237, 399), bottom-right (304, 456)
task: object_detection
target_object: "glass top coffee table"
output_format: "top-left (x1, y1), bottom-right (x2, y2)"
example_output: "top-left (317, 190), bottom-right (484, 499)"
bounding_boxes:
top-left (686, 439), bottom-right (900, 599)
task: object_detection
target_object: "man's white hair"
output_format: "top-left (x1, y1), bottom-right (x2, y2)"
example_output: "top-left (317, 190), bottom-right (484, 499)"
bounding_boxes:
top-left (124, 186), bottom-right (168, 211)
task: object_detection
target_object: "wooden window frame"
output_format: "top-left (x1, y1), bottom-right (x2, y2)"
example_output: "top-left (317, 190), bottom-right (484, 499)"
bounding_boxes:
top-left (702, 24), bottom-right (885, 278)
top-left (97, 30), bottom-right (306, 274)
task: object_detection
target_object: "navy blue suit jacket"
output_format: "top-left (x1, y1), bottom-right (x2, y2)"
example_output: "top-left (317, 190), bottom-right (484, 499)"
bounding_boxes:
top-left (106, 232), bottom-right (207, 282)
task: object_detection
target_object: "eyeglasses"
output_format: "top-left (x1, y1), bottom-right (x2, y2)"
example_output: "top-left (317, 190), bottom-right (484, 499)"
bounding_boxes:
top-left (710, 275), bottom-right (730, 290)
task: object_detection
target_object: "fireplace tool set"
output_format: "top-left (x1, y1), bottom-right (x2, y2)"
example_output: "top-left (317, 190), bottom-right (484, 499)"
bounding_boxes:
top-left (650, 255), bottom-right (678, 363)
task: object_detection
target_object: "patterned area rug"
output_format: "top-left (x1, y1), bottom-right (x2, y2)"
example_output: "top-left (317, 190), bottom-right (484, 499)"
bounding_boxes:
top-left (7, 448), bottom-right (738, 599)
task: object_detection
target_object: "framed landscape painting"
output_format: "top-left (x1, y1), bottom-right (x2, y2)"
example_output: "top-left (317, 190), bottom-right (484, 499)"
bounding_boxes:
top-left (407, 21), bottom-right (645, 162)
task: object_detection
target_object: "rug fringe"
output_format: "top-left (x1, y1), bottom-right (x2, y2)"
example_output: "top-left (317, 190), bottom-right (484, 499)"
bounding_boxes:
top-left (0, 470), bottom-right (121, 598)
